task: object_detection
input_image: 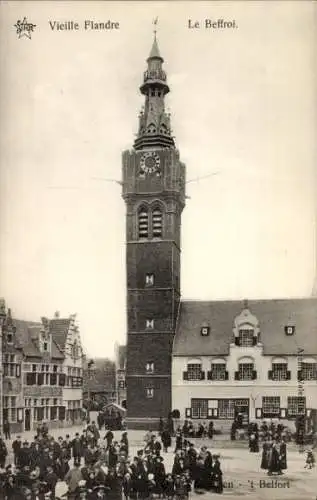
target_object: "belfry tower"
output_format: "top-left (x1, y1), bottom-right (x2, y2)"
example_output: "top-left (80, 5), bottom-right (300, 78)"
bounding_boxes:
top-left (122, 33), bottom-right (186, 428)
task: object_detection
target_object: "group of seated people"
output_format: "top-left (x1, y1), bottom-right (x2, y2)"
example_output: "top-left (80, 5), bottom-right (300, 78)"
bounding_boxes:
top-left (178, 420), bottom-right (214, 440)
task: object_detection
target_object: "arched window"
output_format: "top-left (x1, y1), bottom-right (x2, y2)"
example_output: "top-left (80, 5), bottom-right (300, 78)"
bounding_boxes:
top-left (147, 123), bottom-right (156, 134)
top-left (269, 357), bottom-right (290, 381)
top-left (301, 357), bottom-right (317, 380)
top-left (237, 327), bottom-right (255, 347)
top-left (159, 124), bottom-right (168, 135)
top-left (236, 356), bottom-right (256, 381)
top-left (152, 208), bottom-right (162, 238)
top-left (138, 207), bottom-right (149, 239)
top-left (209, 358), bottom-right (228, 381)
top-left (184, 358), bottom-right (203, 381)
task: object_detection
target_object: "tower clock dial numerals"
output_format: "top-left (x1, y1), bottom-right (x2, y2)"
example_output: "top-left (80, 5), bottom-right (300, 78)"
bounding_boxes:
top-left (139, 152), bottom-right (161, 176)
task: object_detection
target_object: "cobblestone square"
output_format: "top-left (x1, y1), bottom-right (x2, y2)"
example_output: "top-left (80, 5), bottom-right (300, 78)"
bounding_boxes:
top-left (8, 427), bottom-right (316, 500)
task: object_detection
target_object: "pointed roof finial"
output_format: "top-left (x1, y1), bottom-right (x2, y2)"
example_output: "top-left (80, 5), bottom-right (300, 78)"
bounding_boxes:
top-left (148, 17), bottom-right (163, 61)
top-left (153, 16), bottom-right (158, 39)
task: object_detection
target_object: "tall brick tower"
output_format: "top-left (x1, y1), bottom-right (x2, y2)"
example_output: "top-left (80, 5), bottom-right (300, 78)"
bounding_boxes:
top-left (122, 34), bottom-right (186, 428)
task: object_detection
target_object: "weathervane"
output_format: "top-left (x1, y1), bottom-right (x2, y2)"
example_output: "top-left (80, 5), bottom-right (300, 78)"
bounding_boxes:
top-left (153, 16), bottom-right (158, 39)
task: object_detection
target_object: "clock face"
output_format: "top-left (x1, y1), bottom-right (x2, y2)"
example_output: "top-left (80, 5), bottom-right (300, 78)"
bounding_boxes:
top-left (140, 152), bottom-right (161, 176)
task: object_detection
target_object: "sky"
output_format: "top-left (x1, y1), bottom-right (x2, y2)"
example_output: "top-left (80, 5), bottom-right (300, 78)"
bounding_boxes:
top-left (0, 1), bottom-right (316, 358)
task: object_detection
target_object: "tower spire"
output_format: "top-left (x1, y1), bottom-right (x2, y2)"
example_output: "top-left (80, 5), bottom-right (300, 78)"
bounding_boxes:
top-left (134, 22), bottom-right (175, 151)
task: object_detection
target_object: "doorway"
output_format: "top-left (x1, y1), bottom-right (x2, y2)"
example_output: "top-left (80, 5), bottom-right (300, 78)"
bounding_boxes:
top-left (25, 409), bottom-right (31, 431)
top-left (234, 399), bottom-right (249, 425)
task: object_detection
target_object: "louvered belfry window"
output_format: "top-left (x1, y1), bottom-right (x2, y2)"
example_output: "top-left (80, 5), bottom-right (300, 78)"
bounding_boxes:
top-left (138, 208), bottom-right (149, 238)
top-left (152, 208), bottom-right (162, 237)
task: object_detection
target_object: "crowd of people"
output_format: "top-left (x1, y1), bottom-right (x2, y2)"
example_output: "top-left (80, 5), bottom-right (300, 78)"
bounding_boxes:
top-left (0, 420), bottom-right (223, 499)
top-left (0, 416), bottom-right (315, 499)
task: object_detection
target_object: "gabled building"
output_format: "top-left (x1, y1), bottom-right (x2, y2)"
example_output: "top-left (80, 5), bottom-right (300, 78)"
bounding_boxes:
top-left (20, 317), bottom-right (65, 431)
top-left (49, 313), bottom-right (84, 425)
top-left (1, 305), bottom-right (25, 433)
top-left (0, 301), bottom-right (84, 432)
top-left (172, 299), bottom-right (317, 426)
top-left (120, 34), bottom-right (317, 429)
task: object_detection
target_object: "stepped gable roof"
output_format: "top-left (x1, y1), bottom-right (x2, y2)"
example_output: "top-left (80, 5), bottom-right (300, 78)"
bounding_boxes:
top-left (117, 345), bottom-right (126, 370)
top-left (173, 297), bottom-right (317, 357)
top-left (49, 318), bottom-right (71, 350)
top-left (13, 319), bottom-right (64, 359)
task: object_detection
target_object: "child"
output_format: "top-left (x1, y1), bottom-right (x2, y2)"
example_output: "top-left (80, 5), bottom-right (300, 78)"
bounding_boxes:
top-left (175, 474), bottom-right (189, 500)
top-left (304, 448), bottom-right (315, 469)
top-left (164, 473), bottom-right (175, 500)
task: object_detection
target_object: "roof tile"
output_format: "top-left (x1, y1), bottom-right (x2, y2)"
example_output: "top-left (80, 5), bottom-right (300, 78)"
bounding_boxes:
top-left (173, 298), bottom-right (317, 356)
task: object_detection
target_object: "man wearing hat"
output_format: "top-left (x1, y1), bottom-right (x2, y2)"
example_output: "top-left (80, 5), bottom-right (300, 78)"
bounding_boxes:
top-left (72, 432), bottom-right (83, 466)
top-left (18, 441), bottom-right (31, 469)
top-left (153, 456), bottom-right (165, 496)
top-left (65, 462), bottom-right (83, 499)
top-left (12, 435), bottom-right (22, 466)
top-left (0, 437), bottom-right (7, 468)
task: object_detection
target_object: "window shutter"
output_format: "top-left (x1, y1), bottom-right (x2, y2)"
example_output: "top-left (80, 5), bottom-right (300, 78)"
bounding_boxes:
top-left (252, 370), bottom-right (257, 380)
top-left (225, 371), bottom-right (229, 380)
top-left (234, 371), bottom-right (239, 381)
top-left (286, 371), bottom-right (291, 380)
top-left (235, 337), bottom-right (240, 346)
top-left (59, 373), bottom-right (66, 387)
top-left (207, 371), bottom-right (212, 380)
top-left (185, 408), bottom-right (192, 418)
top-left (200, 371), bottom-right (205, 380)
top-left (183, 372), bottom-right (188, 381)
top-left (252, 336), bottom-right (257, 346)
top-left (59, 406), bottom-right (66, 421)
top-left (268, 370), bottom-right (273, 380)
top-left (16, 364), bottom-right (21, 378)
top-left (26, 372), bottom-right (34, 386)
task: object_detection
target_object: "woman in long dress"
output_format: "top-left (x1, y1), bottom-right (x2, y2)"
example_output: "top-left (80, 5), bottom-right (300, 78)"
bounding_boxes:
top-left (260, 440), bottom-right (269, 470)
top-left (268, 442), bottom-right (282, 475)
top-left (279, 439), bottom-right (287, 471)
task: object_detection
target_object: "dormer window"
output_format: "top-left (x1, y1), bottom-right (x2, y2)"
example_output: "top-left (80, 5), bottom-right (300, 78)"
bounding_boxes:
top-left (236, 328), bottom-right (256, 347)
top-left (7, 333), bottom-right (13, 344)
top-left (285, 325), bottom-right (295, 336)
top-left (43, 342), bottom-right (48, 352)
top-left (201, 326), bottom-right (210, 336)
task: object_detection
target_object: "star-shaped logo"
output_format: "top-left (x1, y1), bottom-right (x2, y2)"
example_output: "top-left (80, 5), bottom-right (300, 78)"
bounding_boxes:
top-left (14, 17), bottom-right (37, 39)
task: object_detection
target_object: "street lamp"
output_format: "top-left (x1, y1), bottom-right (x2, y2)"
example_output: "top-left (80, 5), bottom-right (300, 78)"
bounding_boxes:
top-left (0, 299), bottom-right (7, 436)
